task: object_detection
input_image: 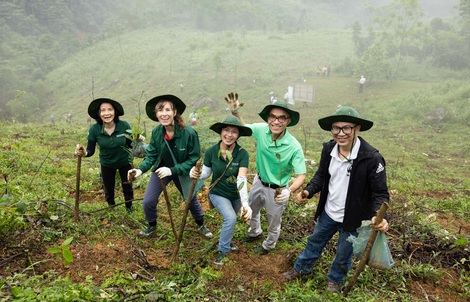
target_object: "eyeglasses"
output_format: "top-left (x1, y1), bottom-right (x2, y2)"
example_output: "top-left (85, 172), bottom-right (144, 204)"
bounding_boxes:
top-left (331, 125), bottom-right (357, 135)
top-left (268, 114), bottom-right (290, 123)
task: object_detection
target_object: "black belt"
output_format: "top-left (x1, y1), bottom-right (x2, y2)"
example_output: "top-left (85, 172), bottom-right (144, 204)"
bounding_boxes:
top-left (258, 175), bottom-right (283, 189)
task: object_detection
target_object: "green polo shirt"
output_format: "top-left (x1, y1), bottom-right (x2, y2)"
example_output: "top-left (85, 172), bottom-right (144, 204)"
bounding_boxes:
top-left (87, 120), bottom-right (132, 168)
top-left (247, 123), bottom-right (306, 186)
top-left (204, 142), bottom-right (249, 201)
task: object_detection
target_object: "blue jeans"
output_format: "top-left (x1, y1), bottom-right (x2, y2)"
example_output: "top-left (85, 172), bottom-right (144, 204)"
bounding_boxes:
top-left (294, 211), bottom-right (357, 284)
top-left (209, 193), bottom-right (241, 254)
top-left (142, 172), bottom-right (204, 225)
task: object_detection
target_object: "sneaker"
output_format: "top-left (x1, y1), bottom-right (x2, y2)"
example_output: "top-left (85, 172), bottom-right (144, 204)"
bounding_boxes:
top-left (126, 207), bottom-right (133, 214)
top-left (230, 243), bottom-right (239, 252)
top-left (198, 225), bottom-right (213, 238)
top-left (214, 252), bottom-right (226, 266)
top-left (327, 281), bottom-right (341, 293)
top-left (282, 269), bottom-right (301, 281)
top-left (240, 234), bottom-right (263, 243)
top-left (254, 245), bottom-right (269, 255)
top-left (138, 225), bottom-right (156, 237)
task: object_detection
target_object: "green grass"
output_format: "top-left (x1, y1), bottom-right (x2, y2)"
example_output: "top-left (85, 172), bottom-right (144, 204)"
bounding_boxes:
top-left (1, 28), bottom-right (469, 301)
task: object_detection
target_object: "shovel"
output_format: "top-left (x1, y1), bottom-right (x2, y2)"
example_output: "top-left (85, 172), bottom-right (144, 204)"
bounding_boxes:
top-left (343, 202), bottom-right (389, 296)
top-left (74, 156), bottom-right (82, 222)
top-left (171, 158), bottom-right (203, 262)
top-left (160, 178), bottom-right (178, 240)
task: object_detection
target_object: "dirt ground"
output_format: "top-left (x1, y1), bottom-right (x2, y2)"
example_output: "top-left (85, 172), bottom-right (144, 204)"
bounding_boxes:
top-left (1, 190), bottom-right (469, 301)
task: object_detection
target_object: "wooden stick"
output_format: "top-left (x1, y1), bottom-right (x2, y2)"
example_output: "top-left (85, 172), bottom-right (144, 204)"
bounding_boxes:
top-left (343, 202), bottom-right (389, 296)
top-left (74, 156), bottom-right (82, 221)
top-left (160, 178), bottom-right (178, 240)
top-left (171, 158), bottom-right (202, 262)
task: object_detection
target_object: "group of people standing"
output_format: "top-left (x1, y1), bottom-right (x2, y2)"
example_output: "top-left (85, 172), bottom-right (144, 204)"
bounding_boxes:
top-left (75, 92), bottom-right (390, 293)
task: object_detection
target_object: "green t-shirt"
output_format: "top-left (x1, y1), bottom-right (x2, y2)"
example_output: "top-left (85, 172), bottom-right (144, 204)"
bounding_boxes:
top-left (247, 123), bottom-right (306, 186)
top-left (87, 120), bottom-right (132, 168)
top-left (204, 142), bottom-right (249, 201)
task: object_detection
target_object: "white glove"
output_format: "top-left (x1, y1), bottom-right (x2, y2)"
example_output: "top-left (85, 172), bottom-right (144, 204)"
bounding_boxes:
top-left (75, 144), bottom-right (87, 157)
top-left (274, 187), bottom-right (291, 203)
top-left (127, 169), bottom-right (142, 182)
top-left (156, 167), bottom-right (172, 179)
top-left (224, 92), bottom-right (244, 113)
top-left (137, 134), bottom-right (145, 142)
top-left (240, 201), bottom-right (252, 222)
top-left (189, 166), bottom-right (201, 179)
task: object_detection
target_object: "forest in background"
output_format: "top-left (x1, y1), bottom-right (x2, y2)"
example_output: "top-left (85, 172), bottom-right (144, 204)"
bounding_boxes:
top-left (0, 0), bottom-right (468, 122)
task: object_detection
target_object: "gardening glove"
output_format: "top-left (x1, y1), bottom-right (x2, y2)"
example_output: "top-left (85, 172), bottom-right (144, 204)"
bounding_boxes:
top-left (156, 167), bottom-right (172, 179)
top-left (127, 169), bottom-right (142, 182)
top-left (75, 144), bottom-right (87, 157)
top-left (240, 201), bottom-right (252, 223)
top-left (190, 166), bottom-right (201, 179)
top-left (274, 187), bottom-right (291, 204)
top-left (224, 92), bottom-right (244, 113)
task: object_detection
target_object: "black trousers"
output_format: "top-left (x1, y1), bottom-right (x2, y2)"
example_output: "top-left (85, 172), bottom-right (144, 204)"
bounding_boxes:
top-left (101, 164), bottom-right (133, 208)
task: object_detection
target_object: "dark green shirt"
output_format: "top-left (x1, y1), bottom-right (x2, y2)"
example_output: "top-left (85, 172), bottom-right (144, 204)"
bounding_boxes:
top-left (87, 120), bottom-right (132, 168)
top-left (204, 141), bottom-right (249, 201)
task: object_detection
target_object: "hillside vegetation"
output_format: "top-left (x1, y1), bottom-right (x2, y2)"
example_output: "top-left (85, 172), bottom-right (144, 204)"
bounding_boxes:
top-left (1, 0), bottom-right (469, 301)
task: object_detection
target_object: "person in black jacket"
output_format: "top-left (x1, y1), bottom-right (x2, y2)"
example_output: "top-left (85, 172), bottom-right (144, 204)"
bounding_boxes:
top-left (282, 106), bottom-right (390, 293)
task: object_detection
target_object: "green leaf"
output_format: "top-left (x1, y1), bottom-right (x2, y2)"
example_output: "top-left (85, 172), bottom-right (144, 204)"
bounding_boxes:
top-left (47, 247), bottom-right (60, 254)
top-left (62, 236), bottom-right (73, 246)
top-left (62, 246), bottom-right (74, 264)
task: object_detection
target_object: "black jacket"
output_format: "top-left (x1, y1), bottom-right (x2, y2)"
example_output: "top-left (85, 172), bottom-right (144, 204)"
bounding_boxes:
top-left (304, 137), bottom-right (389, 232)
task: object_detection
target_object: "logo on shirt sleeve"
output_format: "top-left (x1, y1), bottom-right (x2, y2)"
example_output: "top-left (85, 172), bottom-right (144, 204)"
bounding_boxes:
top-left (376, 163), bottom-right (384, 173)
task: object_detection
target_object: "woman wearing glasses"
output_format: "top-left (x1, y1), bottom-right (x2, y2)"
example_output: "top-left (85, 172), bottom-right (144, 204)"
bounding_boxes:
top-left (282, 106), bottom-right (390, 293)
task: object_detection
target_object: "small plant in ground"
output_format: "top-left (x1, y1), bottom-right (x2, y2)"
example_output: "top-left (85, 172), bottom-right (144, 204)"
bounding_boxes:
top-left (47, 236), bottom-right (74, 265)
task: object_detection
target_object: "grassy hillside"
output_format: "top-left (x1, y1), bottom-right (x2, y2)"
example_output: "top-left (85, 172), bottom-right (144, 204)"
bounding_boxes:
top-left (1, 26), bottom-right (469, 301)
top-left (44, 29), bottom-right (354, 121)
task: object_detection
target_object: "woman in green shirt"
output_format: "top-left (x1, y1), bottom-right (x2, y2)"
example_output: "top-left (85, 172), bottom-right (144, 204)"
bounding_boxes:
top-left (190, 115), bottom-right (253, 266)
top-left (75, 98), bottom-right (134, 213)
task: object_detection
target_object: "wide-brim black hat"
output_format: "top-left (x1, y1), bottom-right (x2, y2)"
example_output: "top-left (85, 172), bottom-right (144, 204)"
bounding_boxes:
top-left (146, 94), bottom-right (186, 122)
top-left (318, 106), bottom-right (373, 131)
top-left (258, 101), bottom-right (300, 127)
top-left (88, 98), bottom-right (124, 120)
top-left (209, 115), bottom-right (252, 137)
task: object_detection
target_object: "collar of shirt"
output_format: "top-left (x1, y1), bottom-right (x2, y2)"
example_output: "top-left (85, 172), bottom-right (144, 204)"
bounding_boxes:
top-left (330, 137), bottom-right (361, 161)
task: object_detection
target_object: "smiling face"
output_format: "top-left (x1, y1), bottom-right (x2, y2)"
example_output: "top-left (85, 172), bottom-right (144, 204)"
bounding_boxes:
top-left (99, 102), bottom-right (116, 124)
top-left (268, 107), bottom-right (290, 137)
top-left (155, 101), bottom-right (176, 126)
top-left (331, 121), bottom-right (361, 151)
top-left (220, 126), bottom-right (240, 147)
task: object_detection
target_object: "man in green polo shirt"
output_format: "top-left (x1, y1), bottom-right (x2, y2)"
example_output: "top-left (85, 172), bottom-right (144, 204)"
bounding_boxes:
top-left (225, 92), bottom-right (306, 255)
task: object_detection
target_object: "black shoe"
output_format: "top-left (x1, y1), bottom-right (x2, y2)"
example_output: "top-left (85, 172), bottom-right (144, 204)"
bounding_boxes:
top-left (214, 252), bottom-right (227, 266)
top-left (138, 225), bottom-right (156, 237)
top-left (254, 245), bottom-right (269, 255)
top-left (240, 234), bottom-right (263, 243)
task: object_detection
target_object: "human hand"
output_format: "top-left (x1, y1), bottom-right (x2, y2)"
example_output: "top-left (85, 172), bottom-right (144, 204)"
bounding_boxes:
top-left (274, 187), bottom-right (291, 203)
top-left (127, 169), bottom-right (142, 182)
top-left (156, 167), bottom-right (172, 179)
top-left (240, 201), bottom-right (252, 222)
top-left (224, 92), bottom-right (244, 113)
top-left (137, 134), bottom-right (145, 142)
top-left (189, 166), bottom-right (201, 179)
top-left (75, 144), bottom-right (87, 157)
top-left (372, 217), bottom-right (389, 233)
top-left (296, 190), bottom-right (309, 202)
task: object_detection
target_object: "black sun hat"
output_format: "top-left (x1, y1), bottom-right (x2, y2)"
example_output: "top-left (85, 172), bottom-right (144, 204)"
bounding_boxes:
top-left (88, 98), bottom-right (124, 120)
top-left (209, 115), bottom-right (252, 137)
top-left (258, 101), bottom-right (300, 127)
top-left (318, 106), bottom-right (373, 131)
top-left (145, 94), bottom-right (186, 122)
